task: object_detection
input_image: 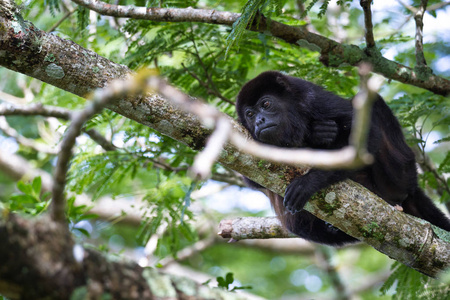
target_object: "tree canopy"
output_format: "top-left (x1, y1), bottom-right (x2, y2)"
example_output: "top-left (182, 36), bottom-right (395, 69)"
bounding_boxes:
top-left (0, 0), bottom-right (449, 299)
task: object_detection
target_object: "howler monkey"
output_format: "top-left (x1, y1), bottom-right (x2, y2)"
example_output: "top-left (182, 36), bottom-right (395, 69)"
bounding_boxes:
top-left (236, 71), bottom-right (450, 246)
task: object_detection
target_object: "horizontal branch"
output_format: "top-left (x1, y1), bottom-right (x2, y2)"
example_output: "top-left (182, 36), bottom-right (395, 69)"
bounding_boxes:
top-left (72, 0), bottom-right (239, 25)
top-left (0, 103), bottom-right (117, 152)
top-left (72, 0), bottom-right (450, 95)
top-left (0, 103), bottom-right (71, 119)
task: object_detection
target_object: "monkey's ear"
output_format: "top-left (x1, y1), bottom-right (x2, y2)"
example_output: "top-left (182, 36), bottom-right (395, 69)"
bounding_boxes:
top-left (276, 74), bottom-right (292, 92)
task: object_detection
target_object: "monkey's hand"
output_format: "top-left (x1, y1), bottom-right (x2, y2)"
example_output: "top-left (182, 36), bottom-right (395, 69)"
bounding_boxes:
top-left (309, 120), bottom-right (338, 146)
top-left (283, 176), bottom-right (316, 214)
top-left (283, 170), bottom-right (347, 214)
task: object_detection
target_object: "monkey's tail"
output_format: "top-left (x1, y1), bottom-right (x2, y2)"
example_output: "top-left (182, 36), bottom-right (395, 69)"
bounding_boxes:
top-left (403, 187), bottom-right (450, 231)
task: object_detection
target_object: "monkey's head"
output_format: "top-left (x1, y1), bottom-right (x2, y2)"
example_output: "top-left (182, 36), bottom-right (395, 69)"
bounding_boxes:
top-left (236, 71), bottom-right (314, 148)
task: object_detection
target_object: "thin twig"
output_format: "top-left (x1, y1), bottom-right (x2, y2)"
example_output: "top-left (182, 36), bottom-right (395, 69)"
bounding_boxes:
top-left (414, 0), bottom-right (428, 67)
top-left (349, 63), bottom-right (382, 163)
top-left (84, 129), bottom-right (117, 151)
top-left (190, 117), bottom-right (231, 180)
top-left (360, 0), bottom-right (376, 48)
top-left (181, 63), bottom-right (233, 105)
top-left (0, 103), bottom-right (71, 119)
top-left (428, 1), bottom-right (450, 11)
top-left (397, 0), bottom-right (418, 13)
top-left (316, 246), bottom-right (351, 300)
top-left (47, 8), bottom-right (76, 32)
top-left (51, 72), bottom-right (154, 223)
top-left (158, 237), bottom-right (216, 267)
top-left (0, 116), bottom-right (60, 154)
top-left (0, 103), bottom-right (117, 152)
top-left (413, 145), bottom-right (450, 213)
top-left (189, 37), bottom-right (234, 105)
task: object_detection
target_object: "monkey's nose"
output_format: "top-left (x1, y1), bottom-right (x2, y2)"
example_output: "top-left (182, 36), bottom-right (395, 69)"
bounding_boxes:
top-left (256, 117), bottom-right (265, 126)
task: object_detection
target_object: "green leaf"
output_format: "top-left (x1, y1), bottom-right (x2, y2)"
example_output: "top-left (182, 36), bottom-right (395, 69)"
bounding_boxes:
top-left (217, 276), bottom-right (227, 288)
top-left (17, 181), bottom-right (33, 195)
top-left (225, 272), bottom-right (234, 285)
top-left (438, 152), bottom-right (450, 173)
top-left (32, 176), bottom-right (42, 196)
top-left (74, 227), bottom-right (90, 237)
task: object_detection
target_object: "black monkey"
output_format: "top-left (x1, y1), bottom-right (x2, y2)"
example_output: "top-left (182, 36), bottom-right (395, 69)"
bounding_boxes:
top-left (236, 71), bottom-right (450, 246)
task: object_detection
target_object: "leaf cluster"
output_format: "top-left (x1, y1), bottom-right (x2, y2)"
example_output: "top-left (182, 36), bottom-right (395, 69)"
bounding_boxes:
top-left (216, 272), bottom-right (252, 292)
top-left (381, 262), bottom-right (450, 300)
top-left (6, 177), bottom-right (50, 215)
top-left (388, 92), bottom-right (450, 204)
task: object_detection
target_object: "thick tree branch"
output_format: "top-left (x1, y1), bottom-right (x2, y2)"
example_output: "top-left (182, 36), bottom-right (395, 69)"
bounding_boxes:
top-left (1, 5), bottom-right (449, 276)
top-left (71, 0), bottom-right (450, 96)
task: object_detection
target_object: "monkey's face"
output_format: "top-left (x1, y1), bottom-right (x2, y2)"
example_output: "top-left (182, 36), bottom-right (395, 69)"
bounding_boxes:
top-left (242, 94), bottom-right (307, 148)
top-left (236, 71), bottom-right (313, 148)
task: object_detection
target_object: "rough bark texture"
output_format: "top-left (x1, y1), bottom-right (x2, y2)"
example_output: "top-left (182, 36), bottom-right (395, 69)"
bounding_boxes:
top-left (306, 181), bottom-right (450, 276)
top-left (0, 3), bottom-right (449, 288)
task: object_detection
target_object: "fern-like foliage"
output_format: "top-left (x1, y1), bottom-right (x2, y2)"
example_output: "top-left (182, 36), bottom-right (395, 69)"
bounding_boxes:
top-left (226, 0), bottom-right (286, 53)
top-left (300, 0), bottom-right (352, 18)
top-left (380, 262), bottom-right (450, 299)
top-left (76, 5), bottom-right (89, 37)
top-left (47, 0), bottom-right (60, 17)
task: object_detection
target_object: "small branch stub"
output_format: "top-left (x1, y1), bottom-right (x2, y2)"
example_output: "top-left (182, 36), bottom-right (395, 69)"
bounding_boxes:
top-left (218, 217), bottom-right (296, 241)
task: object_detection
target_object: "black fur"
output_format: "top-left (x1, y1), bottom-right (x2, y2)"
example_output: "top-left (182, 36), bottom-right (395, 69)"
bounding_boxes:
top-left (236, 71), bottom-right (450, 246)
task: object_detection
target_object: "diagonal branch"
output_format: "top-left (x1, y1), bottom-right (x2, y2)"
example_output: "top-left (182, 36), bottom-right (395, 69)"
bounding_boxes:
top-left (51, 73), bottom-right (155, 223)
top-left (70, 0), bottom-right (450, 96)
top-left (428, 1), bottom-right (450, 11)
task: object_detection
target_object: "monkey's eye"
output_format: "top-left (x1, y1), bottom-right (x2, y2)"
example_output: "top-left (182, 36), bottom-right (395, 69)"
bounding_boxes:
top-left (262, 100), bottom-right (271, 109)
top-left (246, 111), bottom-right (254, 118)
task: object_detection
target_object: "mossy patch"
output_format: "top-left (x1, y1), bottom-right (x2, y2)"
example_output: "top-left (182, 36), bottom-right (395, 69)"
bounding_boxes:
top-left (359, 222), bottom-right (384, 242)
